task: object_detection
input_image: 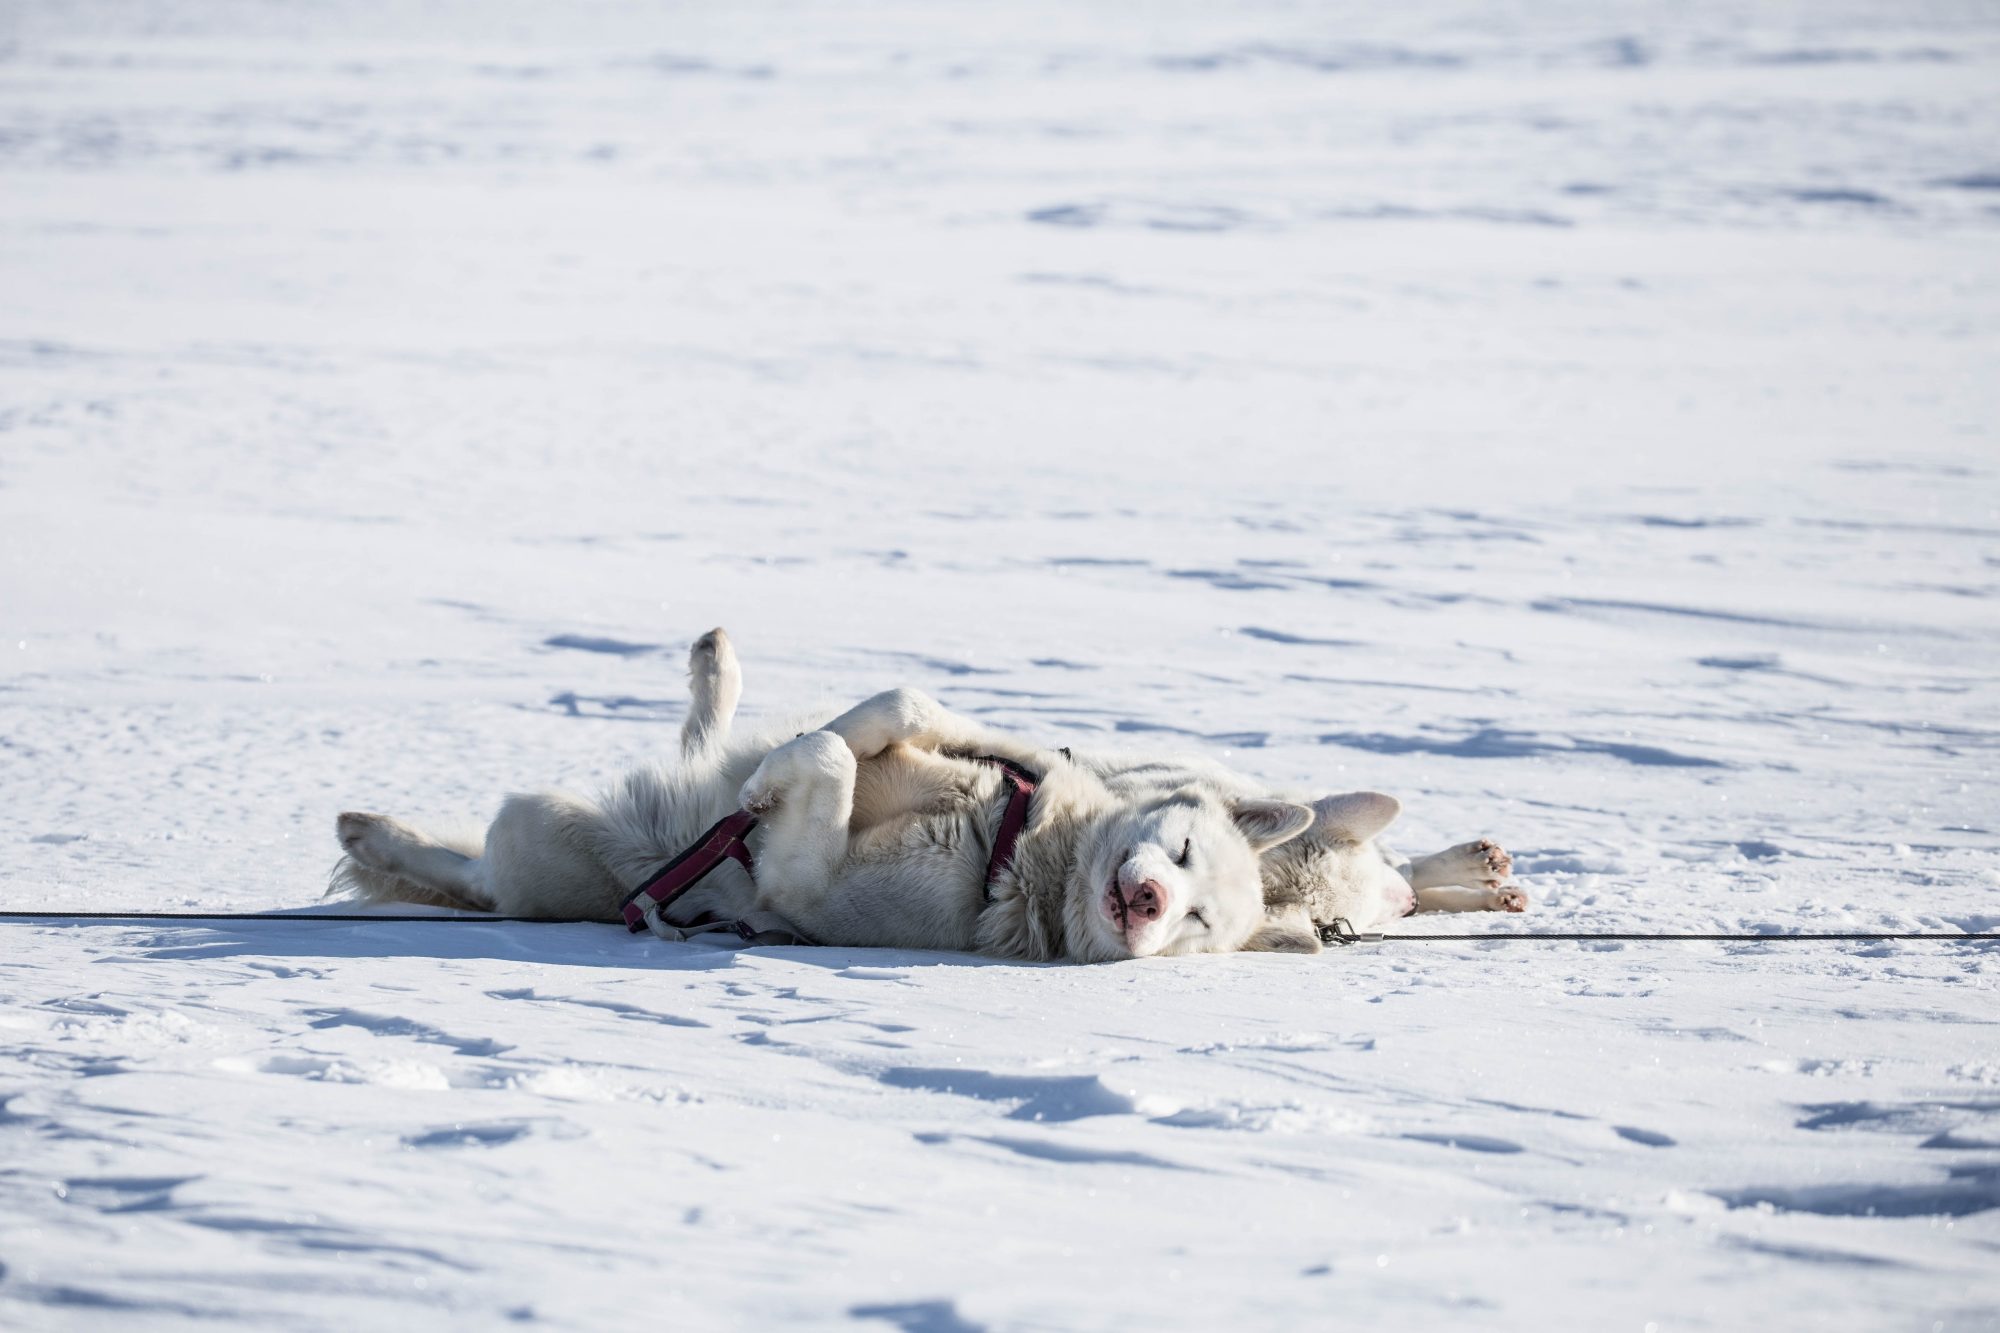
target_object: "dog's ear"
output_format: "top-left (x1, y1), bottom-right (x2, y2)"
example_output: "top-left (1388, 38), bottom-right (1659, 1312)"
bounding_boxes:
top-left (1240, 904), bottom-right (1322, 954)
top-left (1230, 799), bottom-right (1316, 853)
top-left (1310, 791), bottom-right (1401, 842)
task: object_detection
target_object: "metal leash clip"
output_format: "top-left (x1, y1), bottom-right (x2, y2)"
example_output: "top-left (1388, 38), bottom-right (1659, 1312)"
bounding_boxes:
top-left (1317, 917), bottom-right (1384, 947)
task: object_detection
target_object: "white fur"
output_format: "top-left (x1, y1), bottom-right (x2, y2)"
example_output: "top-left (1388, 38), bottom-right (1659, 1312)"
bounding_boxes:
top-left (1084, 768), bottom-right (1528, 953)
top-left (331, 634), bottom-right (1315, 963)
top-left (685, 631), bottom-right (1532, 954)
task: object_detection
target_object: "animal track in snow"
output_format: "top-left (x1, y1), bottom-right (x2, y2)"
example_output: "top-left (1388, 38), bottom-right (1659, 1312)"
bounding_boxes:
top-left (403, 1120), bottom-right (536, 1149)
top-left (851, 1298), bottom-right (987, 1333)
top-left (1403, 1132), bottom-right (1525, 1154)
top-left (1151, 1100), bottom-right (1371, 1134)
top-left (1714, 1169), bottom-right (2000, 1218)
top-left (222, 1053), bottom-right (452, 1090)
top-left (1795, 1098), bottom-right (2000, 1141)
top-left (1612, 1125), bottom-right (1676, 1147)
top-left (542, 633), bottom-right (663, 656)
top-left (302, 1007), bottom-right (512, 1057)
top-left (877, 1067), bottom-right (1138, 1122)
top-left (917, 1131), bottom-right (1193, 1171)
top-left (486, 987), bottom-right (709, 1028)
top-left (57, 1175), bottom-right (202, 1214)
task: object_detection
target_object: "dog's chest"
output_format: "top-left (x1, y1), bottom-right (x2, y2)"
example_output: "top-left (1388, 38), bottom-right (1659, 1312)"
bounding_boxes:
top-left (846, 752), bottom-right (1004, 887)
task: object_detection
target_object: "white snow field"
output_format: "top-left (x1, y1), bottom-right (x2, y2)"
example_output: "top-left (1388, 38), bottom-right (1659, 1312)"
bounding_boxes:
top-left (3, 0), bottom-right (1998, 1327)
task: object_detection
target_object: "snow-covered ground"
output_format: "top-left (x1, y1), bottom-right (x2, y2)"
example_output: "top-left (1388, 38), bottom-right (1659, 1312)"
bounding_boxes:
top-left (3, 1), bottom-right (1997, 1327)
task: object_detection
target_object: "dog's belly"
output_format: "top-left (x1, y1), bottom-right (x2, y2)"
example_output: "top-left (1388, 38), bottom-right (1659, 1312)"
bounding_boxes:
top-left (812, 805), bottom-right (990, 951)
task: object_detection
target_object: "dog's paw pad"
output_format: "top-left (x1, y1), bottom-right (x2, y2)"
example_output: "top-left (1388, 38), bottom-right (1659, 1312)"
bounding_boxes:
top-left (1496, 887), bottom-right (1529, 913)
top-left (1469, 839), bottom-right (1512, 882)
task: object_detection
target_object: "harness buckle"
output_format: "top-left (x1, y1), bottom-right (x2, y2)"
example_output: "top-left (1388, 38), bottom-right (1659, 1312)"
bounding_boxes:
top-left (1317, 918), bottom-right (1383, 947)
top-left (636, 900), bottom-right (693, 941)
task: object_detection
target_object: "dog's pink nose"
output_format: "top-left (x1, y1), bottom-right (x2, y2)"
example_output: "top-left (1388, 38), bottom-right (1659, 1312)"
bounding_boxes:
top-left (1104, 878), bottom-right (1166, 927)
top-left (1124, 879), bottom-right (1165, 921)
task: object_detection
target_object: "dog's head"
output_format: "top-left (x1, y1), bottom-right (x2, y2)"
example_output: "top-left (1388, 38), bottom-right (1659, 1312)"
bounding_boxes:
top-left (1240, 791), bottom-right (1410, 954)
top-left (1071, 788), bottom-right (1315, 961)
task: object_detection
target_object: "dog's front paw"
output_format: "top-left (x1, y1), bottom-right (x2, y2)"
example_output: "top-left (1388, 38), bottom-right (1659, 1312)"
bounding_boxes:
top-left (738, 737), bottom-right (810, 813)
top-left (738, 772), bottom-right (781, 815)
top-left (739, 732), bottom-right (851, 814)
top-left (1494, 885), bottom-right (1529, 913)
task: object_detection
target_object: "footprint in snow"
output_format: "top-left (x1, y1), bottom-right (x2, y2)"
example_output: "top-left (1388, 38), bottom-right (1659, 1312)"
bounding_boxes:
top-left (1403, 1132), bottom-right (1525, 1154)
top-left (403, 1121), bottom-right (535, 1149)
top-left (850, 1298), bottom-right (988, 1333)
top-left (1613, 1125), bottom-right (1676, 1147)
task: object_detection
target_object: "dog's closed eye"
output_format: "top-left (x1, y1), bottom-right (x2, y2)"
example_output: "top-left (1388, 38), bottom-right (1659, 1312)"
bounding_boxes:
top-left (1173, 838), bottom-right (1191, 867)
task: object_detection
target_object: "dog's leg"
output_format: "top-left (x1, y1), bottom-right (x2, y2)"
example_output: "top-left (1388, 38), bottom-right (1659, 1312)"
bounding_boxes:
top-left (818, 687), bottom-right (1006, 761)
top-left (478, 791), bottom-right (624, 920)
top-left (1405, 839), bottom-right (1526, 913)
top-left (738, 731), bottom-right (856, 917)
top-left (335, 812), bottom-right (490, 908)
top-left (1414, 884), bottom-right (1529, 913)
top-left (680, 627), bottom-right (742, 760)
top-left (1405, 839), bottom-right (1512, 890)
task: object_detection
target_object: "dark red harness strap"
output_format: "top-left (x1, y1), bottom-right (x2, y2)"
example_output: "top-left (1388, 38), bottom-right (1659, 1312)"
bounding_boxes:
top-left (623, 753), bottom-right (1043, 937)
top-left (978, 755), bottom-right (1041, 900)
top-left (620, 810), bottom-right (759, 934)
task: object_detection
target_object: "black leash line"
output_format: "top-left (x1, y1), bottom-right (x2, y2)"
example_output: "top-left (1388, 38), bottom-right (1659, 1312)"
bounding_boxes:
top-left (0, 910), bottom-right (549, 923)
top-left (1372, 931), bottom-right (1997, 942)
top-left (1312, 918), bottom-right (1997, 946)
top-left (0, 911), bottom-right (1993, 943)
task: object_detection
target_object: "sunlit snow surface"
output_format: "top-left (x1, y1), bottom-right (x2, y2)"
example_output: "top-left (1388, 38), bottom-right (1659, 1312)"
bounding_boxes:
top-left (2, 1), bottom-right (1998, 1327)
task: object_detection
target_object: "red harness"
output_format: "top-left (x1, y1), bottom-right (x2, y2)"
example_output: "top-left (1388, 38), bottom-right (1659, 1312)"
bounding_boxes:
top-left (619, 810), bottom-right (759, 935)
top-left (978, 755), bottom-right (1040, 900)
top-left (620, 753), bottom-right (1042, 937)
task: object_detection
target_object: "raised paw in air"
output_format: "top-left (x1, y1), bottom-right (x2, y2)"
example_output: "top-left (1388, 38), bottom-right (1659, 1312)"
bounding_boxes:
top-left (335, 810), bottom-right (439, 876)
top-left (688, 627), bottom-right (737, 687)
top-left (336, 811), bottom-right (391, 863)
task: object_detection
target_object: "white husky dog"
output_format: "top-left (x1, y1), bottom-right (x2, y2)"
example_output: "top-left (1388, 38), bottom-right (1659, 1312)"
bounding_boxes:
top-left (694, 630), bottom-right (1528, 948)
top-left (332, 633), bottom-right (1321, 962)
top-left (1084, 755), bottom-right (1526, 946)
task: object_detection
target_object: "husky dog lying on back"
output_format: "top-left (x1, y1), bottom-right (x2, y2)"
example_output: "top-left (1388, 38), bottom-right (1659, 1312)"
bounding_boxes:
top-left (691, 629), bottom-right (1527, 949)
top-left (332, 634), bottom-right (1319, 962)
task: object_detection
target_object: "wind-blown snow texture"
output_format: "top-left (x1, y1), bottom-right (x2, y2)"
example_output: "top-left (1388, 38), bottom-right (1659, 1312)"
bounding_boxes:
top-left (3, 1), bottom-right (1997, 1328)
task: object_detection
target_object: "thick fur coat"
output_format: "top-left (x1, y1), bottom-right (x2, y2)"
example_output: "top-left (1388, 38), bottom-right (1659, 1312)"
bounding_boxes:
top-left (333, 634), bottom-right (1318, 962)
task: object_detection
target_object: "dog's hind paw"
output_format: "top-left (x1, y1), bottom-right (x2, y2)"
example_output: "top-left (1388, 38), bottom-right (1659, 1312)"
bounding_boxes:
top-left (689, 627), bottom-right (736, 684)
top-left (1432, 838), bottom-right (1512, 887)
top-left (336, 811), bottom-right (380, 852)
top-left (336, 811), bottom-right (407, 869)
top-left (1470, 839), bottom-right (1512, 882)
